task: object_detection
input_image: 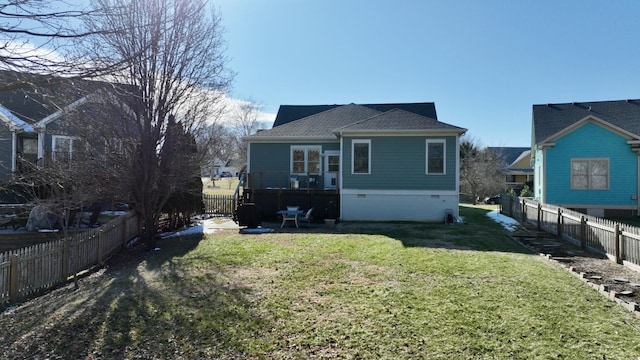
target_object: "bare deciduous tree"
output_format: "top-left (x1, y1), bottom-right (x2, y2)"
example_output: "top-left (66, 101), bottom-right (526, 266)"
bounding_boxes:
top-left (0, 1), bottom-right (122, 90)
top-left (459, 136), bottom-right (506, 204)
top-left (85, 0), bottom-right (232, 247)
top-left (230, 99), bottom-right (267, 170)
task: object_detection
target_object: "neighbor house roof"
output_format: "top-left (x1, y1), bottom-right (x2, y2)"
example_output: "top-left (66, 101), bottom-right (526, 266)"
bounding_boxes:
top-left (273, 102), bottom-right (438, 127)
top-left (532, 99), bottom-right (640, 145)
top-left (335, 109), bottom-right (465, 134)
top-left (0, 71), bottom-right (119, 131)
top-left (488, 147), bottom-right (531, 166)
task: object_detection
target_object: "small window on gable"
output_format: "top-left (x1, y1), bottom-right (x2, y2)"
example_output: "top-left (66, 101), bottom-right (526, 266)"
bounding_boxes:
top-left (290, 146), bottom-right (322, 175)
top-left (426, 140), bottom-right (445, 174)
top-left (571, 158), bottom-right (609, 190)
top-left (352, 139), bottom-right (370, 174)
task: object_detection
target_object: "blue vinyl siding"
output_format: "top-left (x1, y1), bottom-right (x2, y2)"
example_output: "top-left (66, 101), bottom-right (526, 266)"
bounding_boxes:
top-left (248, 142), bottom-right (339, 188)
top-left (342, 136), bottom-right (457, 190)
top-left (545, 122), bottom-right (637, 206)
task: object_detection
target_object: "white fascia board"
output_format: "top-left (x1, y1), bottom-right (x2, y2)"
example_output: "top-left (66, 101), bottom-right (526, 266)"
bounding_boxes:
top-left (35, 92), bottom-right (106, 128)
top-left (0, 105), bottom-right (34, 132)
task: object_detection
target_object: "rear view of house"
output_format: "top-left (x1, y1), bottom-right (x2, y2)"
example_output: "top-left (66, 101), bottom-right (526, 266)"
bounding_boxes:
top-left (244, 102), bottom-right (467, 222)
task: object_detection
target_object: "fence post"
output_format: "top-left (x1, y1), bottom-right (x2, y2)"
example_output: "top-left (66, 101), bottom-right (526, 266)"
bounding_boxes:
top-left (557, 207), bottom-right (562, 238)
top-left (537, 203), bottom-right (542, 231)
top-left (121, 216), bottom-right (128, 249)
top-left (98, 230), bottom-right (104, 266)
top-left (9, 254), bottom-right (19, 303)
top-left (614, 223), bottom-right (622, 264)
top-left (580, 216), bottom-right (586, 249)
top-left (521, 198), bottom-right (526, 222)
top-left (62, 239), bottom-right (70, 277)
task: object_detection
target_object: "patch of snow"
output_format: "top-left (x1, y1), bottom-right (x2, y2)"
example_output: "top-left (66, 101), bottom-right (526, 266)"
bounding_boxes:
top-left (486, 209), bottom-right (520, 232)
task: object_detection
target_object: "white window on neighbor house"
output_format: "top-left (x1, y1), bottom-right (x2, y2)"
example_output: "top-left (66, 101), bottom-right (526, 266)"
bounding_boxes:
top-left (571, 158), bottom-right (609, 190)
top-left (352, 139), bottom-right (371, 174)
top-left (291, 146), bottom-right (321, 175)
top-left (52, 135), bottom-right (80, 162)
top-left (426, 139), bottom-right (446, 174)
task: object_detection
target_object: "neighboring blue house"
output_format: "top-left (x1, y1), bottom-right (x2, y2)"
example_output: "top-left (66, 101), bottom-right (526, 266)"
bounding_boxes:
top-left (532, 99), bottom-right (640, 217)
top-left (244, 103), bottom-right (467, 222)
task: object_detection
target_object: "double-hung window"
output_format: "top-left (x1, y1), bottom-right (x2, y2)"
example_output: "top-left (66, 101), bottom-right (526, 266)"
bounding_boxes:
top-left (426, 140), bottom-right (446, 174)
top-left (52, 135), bottom-right (80, 163)
top-left (291, 146), bottom-right (321, 175)
top-left (352, 139), bottom-right (370, 174)
top-left (571, 158), bottom-right (609, 190)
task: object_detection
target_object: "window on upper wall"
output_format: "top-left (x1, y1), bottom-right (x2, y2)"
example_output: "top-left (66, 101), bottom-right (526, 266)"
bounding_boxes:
top-left (426, 140), bottom-right (446, 174)
top-left (291, 146), bottom-right (321, 175)
top-left (352, 139), bottom-right (370, 174)
top-left (52, 135), bottom-right (81, 163)
top-left (571, 158), bottom-right (609, 190)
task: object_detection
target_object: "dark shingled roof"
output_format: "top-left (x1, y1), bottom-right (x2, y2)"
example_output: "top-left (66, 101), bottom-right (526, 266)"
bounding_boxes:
top-left (533, 99), bottom-right (640, 145)
top-left (336, 109), bottom-right (465, 133)
top-left (250, 104), bottom-right (382, 139)
top-left (273, 102), bottom-right (438, 127)
top-left (488, 147), bottom-right (531, 166)
top-left (0, 71), bottom-right (114, 124)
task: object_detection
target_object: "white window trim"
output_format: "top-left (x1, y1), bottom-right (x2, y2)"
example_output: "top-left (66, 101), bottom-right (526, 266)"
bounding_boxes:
top-left (290, 145), bottom-right (322, 175)
top-left (52, 135), bottom-right (78, 160)
top-left (570, 158), bottom-right (609, 190)
top-left (351, 139), bottom-right (371, 175)
top-left (426, 139), bottom-right (446, 175)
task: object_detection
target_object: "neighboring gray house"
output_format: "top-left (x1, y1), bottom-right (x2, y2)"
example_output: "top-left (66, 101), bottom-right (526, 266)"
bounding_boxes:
top-left (244, 103), bottom-right (467, 222)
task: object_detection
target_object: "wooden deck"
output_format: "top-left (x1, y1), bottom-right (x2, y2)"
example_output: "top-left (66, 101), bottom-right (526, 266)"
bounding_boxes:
top-left (243, 189), bottom-right (339, 221)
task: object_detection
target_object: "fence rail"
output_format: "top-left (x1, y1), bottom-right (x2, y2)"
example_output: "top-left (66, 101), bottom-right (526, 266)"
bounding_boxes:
top-left (202, 194), bottom-right (235, 215)
top-left (501, 194), bottom-right (640, 270)
top-left (0, 212), bottom-right (139, 307)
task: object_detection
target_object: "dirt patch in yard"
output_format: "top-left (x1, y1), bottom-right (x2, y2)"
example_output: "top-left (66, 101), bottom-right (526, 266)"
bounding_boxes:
top-left (510, 222), bottom-right (640, 312)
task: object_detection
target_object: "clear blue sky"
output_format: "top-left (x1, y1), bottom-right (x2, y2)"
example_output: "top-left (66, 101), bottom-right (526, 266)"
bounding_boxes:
top-left (217, 0), bottom-right (640, 147)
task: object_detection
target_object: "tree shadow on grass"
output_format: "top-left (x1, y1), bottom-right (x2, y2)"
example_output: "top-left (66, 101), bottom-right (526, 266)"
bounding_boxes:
top-left (0, 232), bottom-right (273, 359)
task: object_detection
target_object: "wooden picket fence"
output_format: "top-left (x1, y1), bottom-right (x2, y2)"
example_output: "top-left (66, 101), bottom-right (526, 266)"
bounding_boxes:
top-left (0, 212), bottom-right (139, 307)
top-left (501, 194), bottom-right (640, 270)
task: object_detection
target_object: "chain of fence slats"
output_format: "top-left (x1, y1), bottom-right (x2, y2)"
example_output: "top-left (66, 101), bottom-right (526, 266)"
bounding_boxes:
top-left (0, 212), bottom-right (139, 307)
top-left (202, 194), bottom-right (236, 215)
top-left (501, 194), bottom-right (640, 269)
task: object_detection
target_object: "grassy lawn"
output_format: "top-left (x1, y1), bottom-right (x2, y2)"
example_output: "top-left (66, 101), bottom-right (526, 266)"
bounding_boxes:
top-left (2, 206), bottom-right (640, 359)
top-left (202, 177), bottom-right (240, 196)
